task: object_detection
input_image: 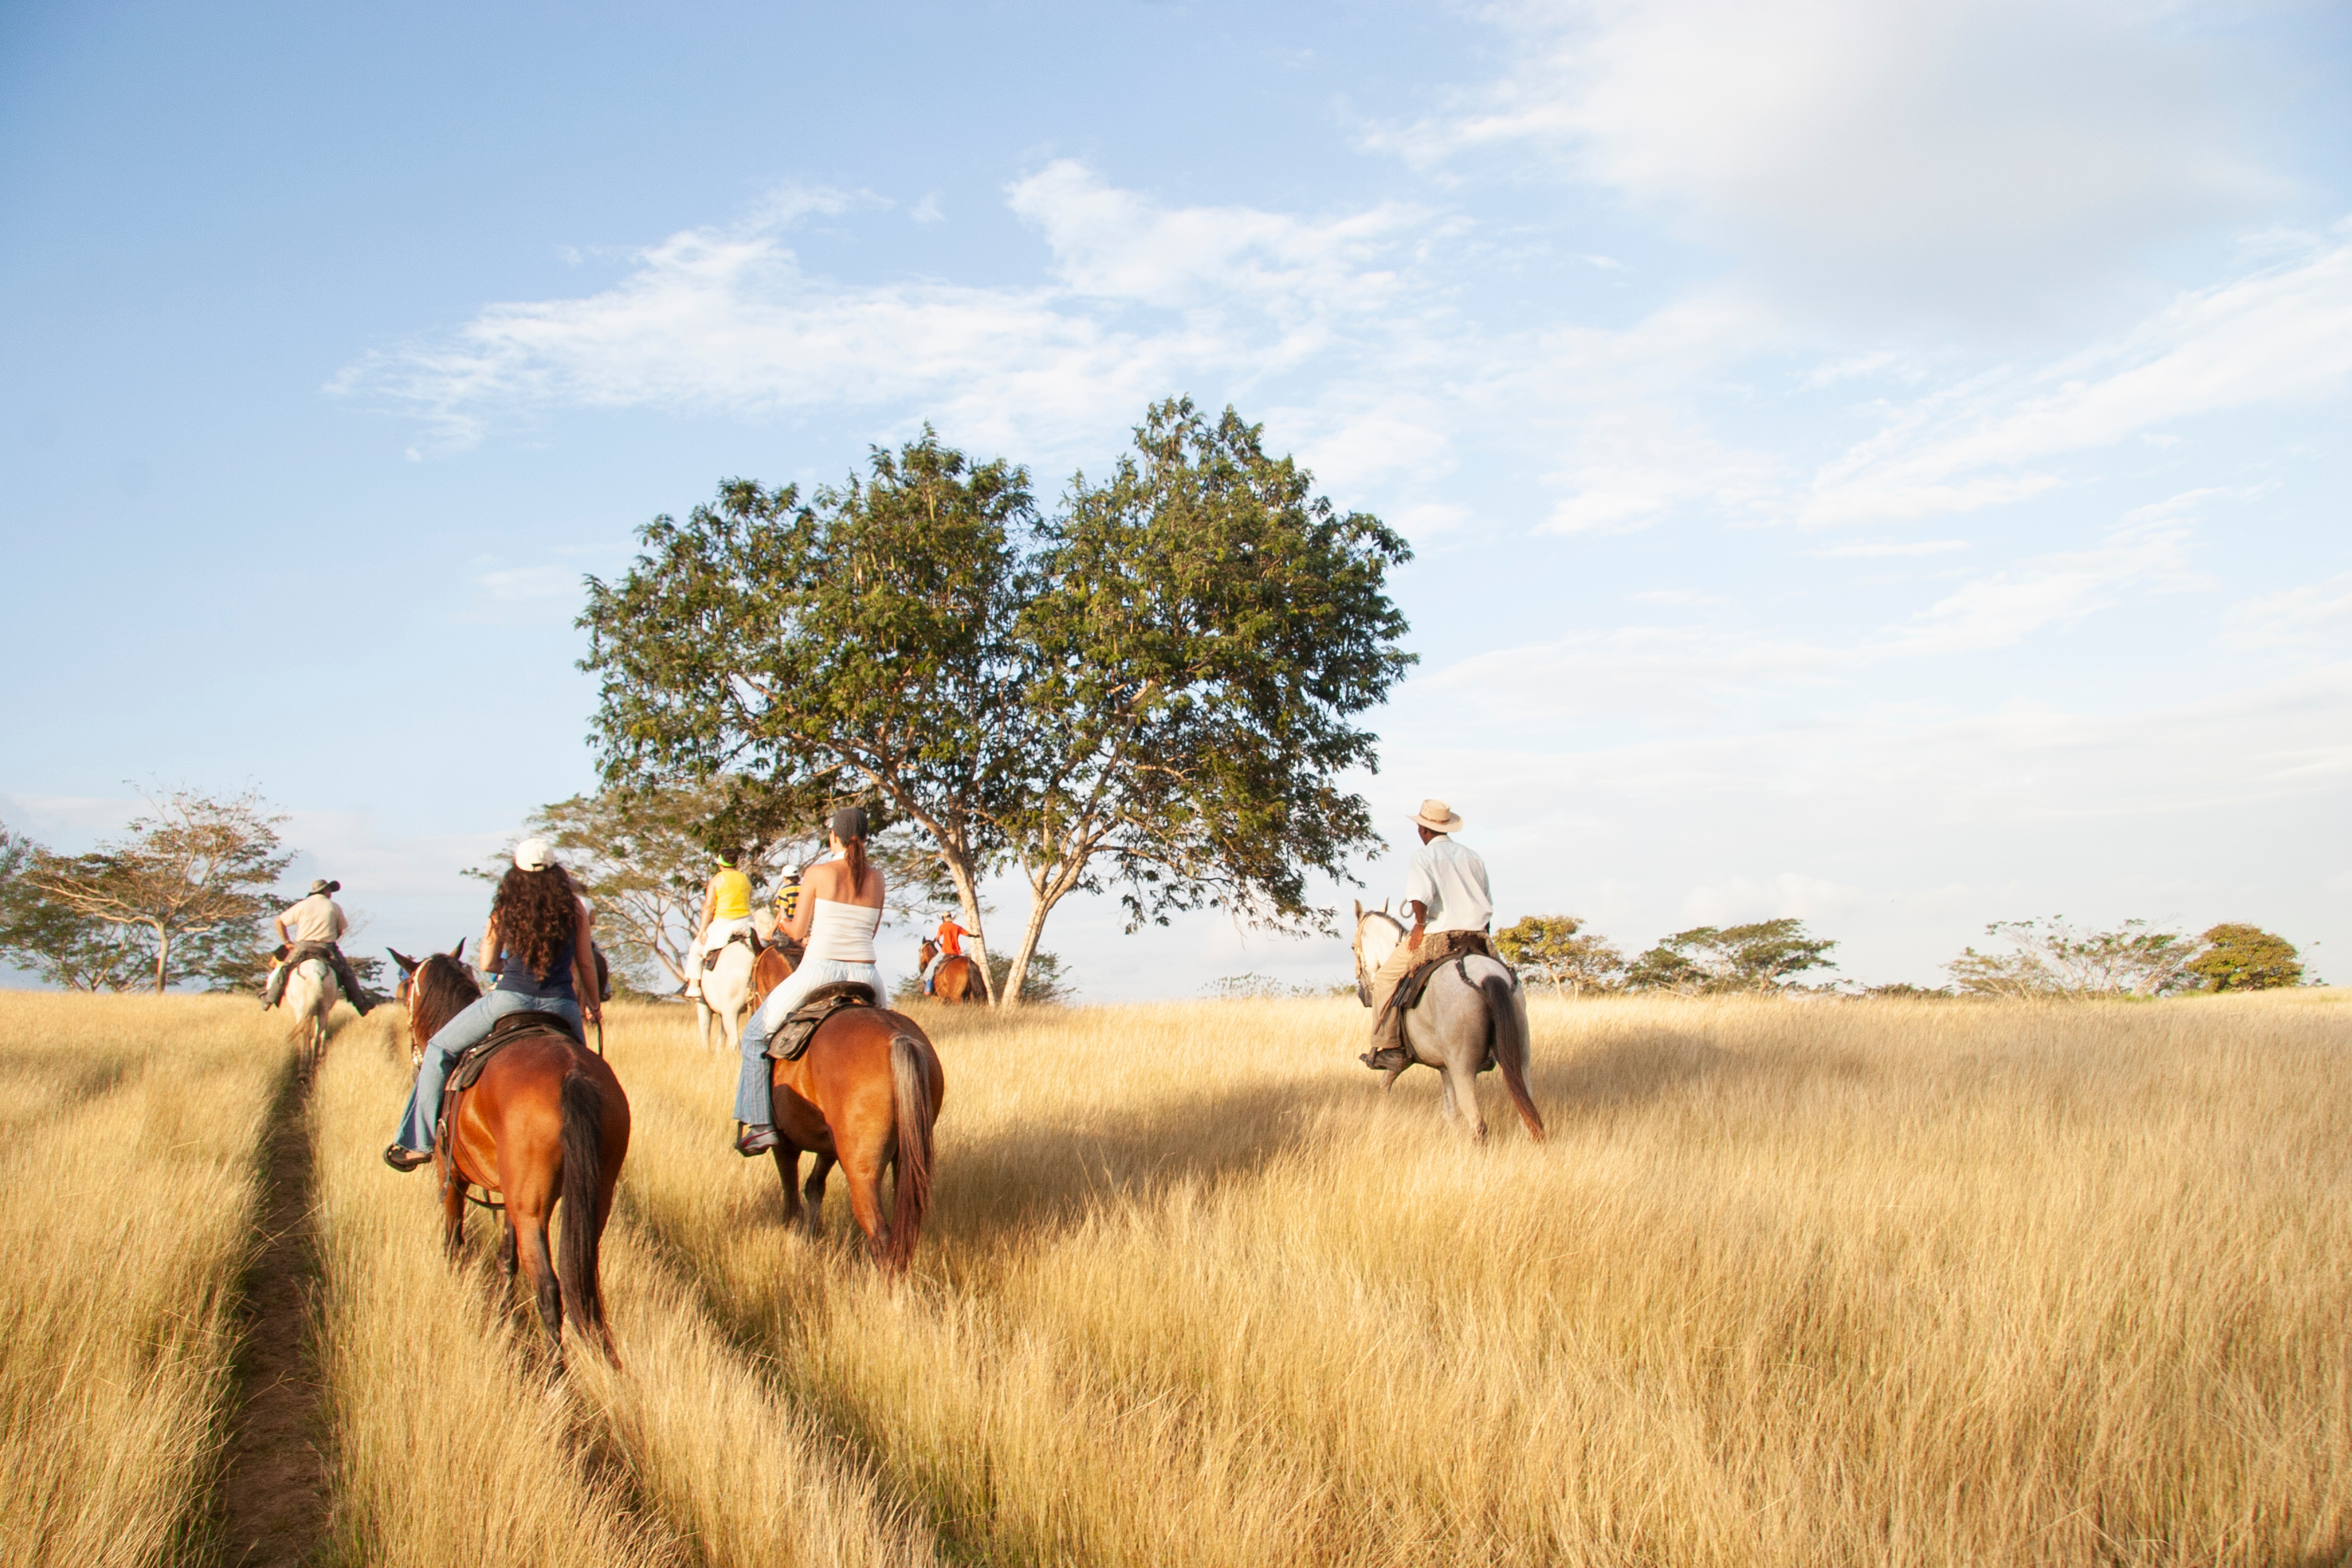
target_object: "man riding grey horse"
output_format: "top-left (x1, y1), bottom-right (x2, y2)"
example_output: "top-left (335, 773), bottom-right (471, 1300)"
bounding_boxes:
top-left (1362, 799), bottom-right (1493, 1072)
top-left (1350, 799), bottom-right (1545, 1142)
top-left (261, 878), bottom-right (377, 1015)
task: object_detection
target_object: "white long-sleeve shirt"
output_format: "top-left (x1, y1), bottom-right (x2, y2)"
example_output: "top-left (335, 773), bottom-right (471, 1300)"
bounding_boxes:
top-left (1404, 836), bottom-right (1492, 934)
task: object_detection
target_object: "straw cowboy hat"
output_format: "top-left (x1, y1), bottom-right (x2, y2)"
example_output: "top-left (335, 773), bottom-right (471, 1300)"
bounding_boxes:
top-left (1411, 799), bottom-right (1464, 834)
top-left (305, 878), bottom-right (341, 896)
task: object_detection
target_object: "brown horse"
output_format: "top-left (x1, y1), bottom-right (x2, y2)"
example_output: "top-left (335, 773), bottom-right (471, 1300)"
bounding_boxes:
top-left (402, 947), bottom-right (631, 1365)
top-left (762, 1002), bottom-right (944, 1274)
top-left (749, 943), bottom-right (798, 1014)
top-left (917, 939), bottom-right (985, 1004)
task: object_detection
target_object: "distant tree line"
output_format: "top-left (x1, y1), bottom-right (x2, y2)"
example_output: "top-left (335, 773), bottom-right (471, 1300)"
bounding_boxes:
top-left (1492, 911), bottom-right (2313, 998)
top-left (0, 788), bottom-right (373, 994)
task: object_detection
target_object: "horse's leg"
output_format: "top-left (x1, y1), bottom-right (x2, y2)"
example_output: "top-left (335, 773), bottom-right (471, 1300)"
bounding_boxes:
top-left (497, 1216), bottom-right (519, 1280)
top-left (803, 1151), bottom-right (835, 1240)
top-left (837, 1146), bottom-right (889, 1262)
top-left (515, 1212), bottom-right (564, 1358)
top-left (440, 1163), bottom-right (466, 1258)
top-left (771, 1142), bottom-right (804, 1229)
top-left (1442, 1051), bottom-right (1488, 1143)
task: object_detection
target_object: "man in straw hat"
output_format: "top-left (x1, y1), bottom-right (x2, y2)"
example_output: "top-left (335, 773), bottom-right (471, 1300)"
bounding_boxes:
top-left (261, 877), bottom-right (378, 1015)
top-left (1362, 799), bottom-right (1494, 1070)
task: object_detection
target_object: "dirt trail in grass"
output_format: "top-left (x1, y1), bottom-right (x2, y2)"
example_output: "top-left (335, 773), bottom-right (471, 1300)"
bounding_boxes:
top-left (213, 1051), bottom-right (329, 1567)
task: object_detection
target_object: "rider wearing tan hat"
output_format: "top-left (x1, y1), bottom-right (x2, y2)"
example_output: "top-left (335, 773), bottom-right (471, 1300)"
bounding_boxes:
top-left (1364, 798), bottom-right (1495, 1065)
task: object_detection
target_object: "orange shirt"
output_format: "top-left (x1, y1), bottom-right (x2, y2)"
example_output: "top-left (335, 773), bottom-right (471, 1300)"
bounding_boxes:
top-left (935, 919), bottom-right (969, 956)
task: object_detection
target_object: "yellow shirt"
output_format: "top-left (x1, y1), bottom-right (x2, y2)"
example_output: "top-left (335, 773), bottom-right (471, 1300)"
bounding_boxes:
top-left (710, 868), bottom-right (753, 921)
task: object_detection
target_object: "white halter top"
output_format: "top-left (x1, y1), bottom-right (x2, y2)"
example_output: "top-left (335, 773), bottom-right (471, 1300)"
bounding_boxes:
top-left (804, 898), bottom-right (882, 964)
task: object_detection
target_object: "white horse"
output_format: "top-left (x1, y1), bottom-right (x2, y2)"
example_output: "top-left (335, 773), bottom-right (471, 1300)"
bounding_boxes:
top-left (694, 934), bottom-right (757, 1054)
top-left (280, 956), bottom-right (339, 1076)
top-left (1350, 904), bottom-right (1547, 1143)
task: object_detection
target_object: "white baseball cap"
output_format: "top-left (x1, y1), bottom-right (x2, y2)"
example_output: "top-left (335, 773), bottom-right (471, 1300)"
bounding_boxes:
top-left (514, 837), bottom-right (553, 871)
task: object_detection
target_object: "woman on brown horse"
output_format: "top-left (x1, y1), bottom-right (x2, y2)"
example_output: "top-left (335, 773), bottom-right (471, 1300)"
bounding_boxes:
top-left (386, 842), bottom-right (631, 1361)
top-left (385, 837), bottom-right (602, 1167)
top-left (734, 808), bottom-right (943, 1271)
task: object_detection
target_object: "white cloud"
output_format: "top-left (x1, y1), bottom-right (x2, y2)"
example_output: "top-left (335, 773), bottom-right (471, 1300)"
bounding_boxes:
top-left (475, 566), bottom-right (578, 601)
top-left (1807, 539), bottom-right (1968, 558)
top-left (1370, 0), bottom-right (2284, 326)
top-left (1800, 234), bottom-right (2352, 526)
top-left (334, 166), bottom-right (1437, 458)
top-left (2225, 571), bottom-right (2352, 648)
top-left (1869, 519), bottom-right (2205, 656)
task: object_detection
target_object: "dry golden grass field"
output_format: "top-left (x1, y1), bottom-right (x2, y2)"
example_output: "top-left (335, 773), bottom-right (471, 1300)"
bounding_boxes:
top-left (1, 985), bottom-right (2347, 1566)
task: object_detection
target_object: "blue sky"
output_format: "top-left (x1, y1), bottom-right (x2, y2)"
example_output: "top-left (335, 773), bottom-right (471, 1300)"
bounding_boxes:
top-left (4, 0), bottom-right (2348, 996)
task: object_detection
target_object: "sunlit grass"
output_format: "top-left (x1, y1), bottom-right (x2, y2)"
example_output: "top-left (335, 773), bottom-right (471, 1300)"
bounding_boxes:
top-left (0, 994), bottom-right (280, 1568)
top-left (602, 989), bottom-right (2352, 1566)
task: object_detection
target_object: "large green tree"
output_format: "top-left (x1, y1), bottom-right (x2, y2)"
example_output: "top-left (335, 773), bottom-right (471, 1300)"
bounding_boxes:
top-left (2184, 922), bottom-right (2305, 992)
top-left (580, 404), bottom-right (1414, 1005)
top-left (1496, 914), bottom-right (1626, 996)
top-left (581, 431), bottom-right (1034, 997)
top-left (989, 400), bottom-right (1413, 1000)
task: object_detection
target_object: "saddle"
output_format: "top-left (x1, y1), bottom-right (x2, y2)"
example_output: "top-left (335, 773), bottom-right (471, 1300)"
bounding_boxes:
top-left (445, 1010), bottom-right (583, 1099)
top-left (763, 982), bottom-right (876, 1064)
top-left (1368, 930), bottom-right (1500, 1066)
top-left (701, 927), bottom-right (764, 971)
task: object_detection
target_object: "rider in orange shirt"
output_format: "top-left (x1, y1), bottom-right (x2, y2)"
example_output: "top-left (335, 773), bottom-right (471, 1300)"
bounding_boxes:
top-left (922, 914), bottom-right (972, 993)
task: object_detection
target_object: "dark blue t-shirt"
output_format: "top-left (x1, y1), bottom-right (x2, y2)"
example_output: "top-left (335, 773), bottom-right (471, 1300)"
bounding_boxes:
top-left (494, 946), bottom-right (576, 1001)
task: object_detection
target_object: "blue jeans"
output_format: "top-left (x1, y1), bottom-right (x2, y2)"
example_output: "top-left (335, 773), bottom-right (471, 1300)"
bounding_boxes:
top-left (394, 990), bottom-right (582, 1153)
top-left (735, 958), bottom-right (885, 1125)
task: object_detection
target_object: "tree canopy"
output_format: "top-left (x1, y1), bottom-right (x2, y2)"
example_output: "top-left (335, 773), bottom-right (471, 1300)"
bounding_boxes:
top-left (1494, 914), bottom-right (1626, 995)
top-left (2, 789), bottom-right (290, 993)
top-left (580, 402), bottom-right (1414, 1004)
top-left (2184, 923), bottom-right (2306, 992)
top-left (1624, 918), bottom-right (1838, 994)
top-left (1945, 917), bottom-right (2201, 997)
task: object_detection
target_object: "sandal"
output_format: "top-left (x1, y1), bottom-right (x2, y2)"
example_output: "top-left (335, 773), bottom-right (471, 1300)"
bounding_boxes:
top-left (382, 1144), bottom-right (431, 1172)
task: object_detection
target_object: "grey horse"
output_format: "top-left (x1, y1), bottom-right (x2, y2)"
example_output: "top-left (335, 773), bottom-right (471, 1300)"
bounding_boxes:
top-left (1351, 904), bottom-right (1547, 1143)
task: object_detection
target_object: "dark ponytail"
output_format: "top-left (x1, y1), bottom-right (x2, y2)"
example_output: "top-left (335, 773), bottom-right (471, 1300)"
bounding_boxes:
top-left (830, 806), bottom-right (871, 899)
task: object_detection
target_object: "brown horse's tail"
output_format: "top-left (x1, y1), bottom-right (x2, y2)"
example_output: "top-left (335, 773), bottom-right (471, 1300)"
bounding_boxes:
top-left (557, 1066), bottom-right (613, 1354)
top-left (880, 1031), bottom-right (936, 1275)
top-left (1479, 968), bottom-right (1547, 1142)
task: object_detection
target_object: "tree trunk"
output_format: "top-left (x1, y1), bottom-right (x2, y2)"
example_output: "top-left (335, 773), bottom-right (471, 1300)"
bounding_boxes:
top-left (152, 924), bottom-right (170, 994)
top-left (999, 893), bottom-right (1056, 1008)
top-left (938, 854), bottom-right (997, 1005)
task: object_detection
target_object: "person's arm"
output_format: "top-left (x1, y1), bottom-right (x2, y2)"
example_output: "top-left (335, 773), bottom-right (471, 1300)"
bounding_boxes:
top-left (272, 913), bottom-right (292, 944)
top-left (479, 915), bottom-right (500, 976)
top-left (572, 914), bottom-right (600, 1023)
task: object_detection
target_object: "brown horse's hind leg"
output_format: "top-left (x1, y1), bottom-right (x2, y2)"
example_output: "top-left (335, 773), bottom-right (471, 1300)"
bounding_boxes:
top-left (497, 1218), bottom-right (519, 1280)
top-left (515, 1216), bottom-right (563, 1358)
top-left (837, 1149), bottom-right (891, 1263)
top-left (803, 1152), bottom-right (835, 1239)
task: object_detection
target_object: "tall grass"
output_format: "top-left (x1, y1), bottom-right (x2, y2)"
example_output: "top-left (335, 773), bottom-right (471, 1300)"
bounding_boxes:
top-left (314, 1008), bottom-right (926, 1568)
top-left (0, 994), bottom-right (281, 1568)
top-left (602, 989), bottom-right (2352, 1566)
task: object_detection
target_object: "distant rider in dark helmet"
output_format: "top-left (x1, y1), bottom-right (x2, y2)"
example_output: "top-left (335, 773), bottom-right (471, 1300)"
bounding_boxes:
top-left (382, 837), bottom-right (600, 1172)
top-left (262, 878), bottom-right (377, 1015)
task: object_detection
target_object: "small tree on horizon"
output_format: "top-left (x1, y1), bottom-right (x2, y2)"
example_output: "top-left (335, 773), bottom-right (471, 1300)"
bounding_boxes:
top-left (1946, 917), bottom-right (2200, 998)
top-left (1625, 918), bottom-right (1838, 994)
top-left (15, 788), bottom-right (291, 993)
top-left (2184, 923), bottom-right (2306, 992)
top-left (1495, 914), bottom-right (1627, 995)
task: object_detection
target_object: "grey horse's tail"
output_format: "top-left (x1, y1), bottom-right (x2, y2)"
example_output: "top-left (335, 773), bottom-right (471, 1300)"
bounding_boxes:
top-left (1478, 968), bottom-right (1548, 1142)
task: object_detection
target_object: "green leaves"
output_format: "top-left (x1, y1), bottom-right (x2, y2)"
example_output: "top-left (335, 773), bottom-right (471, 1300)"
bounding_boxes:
top-left (1625, 918), bottom-right (1839, 994)
top-left (579, 400), bottom-right (1416, 1003)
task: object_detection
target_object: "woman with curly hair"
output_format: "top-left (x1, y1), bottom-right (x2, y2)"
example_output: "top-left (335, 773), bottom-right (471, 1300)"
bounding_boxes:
top-left (384, 837), bottom-right (602, 1171)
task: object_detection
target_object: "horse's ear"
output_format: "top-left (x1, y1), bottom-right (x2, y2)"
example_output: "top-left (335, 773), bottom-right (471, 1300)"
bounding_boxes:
top-left (1379, 899), bottom-right (1390, 915)
top-left (389, 948), bottom-right (416, 975)
top-left (1353, 900), bottom-right (1363, 922)
top-left (451, 937), bottom-right (467, 961)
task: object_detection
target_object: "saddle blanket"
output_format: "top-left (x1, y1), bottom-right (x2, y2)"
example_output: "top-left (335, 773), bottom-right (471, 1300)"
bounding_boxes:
top-left (764, 981), bottom-right (876, 1064)
top-left (702, 927), bottom-right (764, 970)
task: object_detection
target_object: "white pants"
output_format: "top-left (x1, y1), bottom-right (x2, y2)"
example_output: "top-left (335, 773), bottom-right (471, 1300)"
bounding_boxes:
top-left (688, 916), bottom-right (755, 991)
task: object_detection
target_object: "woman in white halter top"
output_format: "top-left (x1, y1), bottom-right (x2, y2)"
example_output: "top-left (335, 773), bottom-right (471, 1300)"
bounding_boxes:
top-left (735, 807), bottom-right (893, 1154)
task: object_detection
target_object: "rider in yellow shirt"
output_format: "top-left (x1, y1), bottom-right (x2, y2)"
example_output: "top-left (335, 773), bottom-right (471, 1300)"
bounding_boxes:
top-left (686, 851), bottom-right (756, 997)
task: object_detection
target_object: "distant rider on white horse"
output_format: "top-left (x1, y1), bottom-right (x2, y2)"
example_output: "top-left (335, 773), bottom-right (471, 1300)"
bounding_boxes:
top-left (1362, 798), bottom-right (1494, 1072)
top-left (685, 850), bottom-right (758, 998)
top-left (262, 878), bottom-right (377, 1015)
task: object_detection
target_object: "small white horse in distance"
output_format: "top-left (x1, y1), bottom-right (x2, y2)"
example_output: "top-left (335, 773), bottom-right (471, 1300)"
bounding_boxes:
top-left (280, 955), bottom-right (339, 1077)
top-left (1351, 904), bottom-right (1547, 1144)
top-left (694, 925), bottom-right (761, 1055)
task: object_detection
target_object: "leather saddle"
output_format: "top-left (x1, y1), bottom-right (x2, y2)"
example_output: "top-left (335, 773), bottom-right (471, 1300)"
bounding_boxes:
top-left (702, 926), bottom-right (765, 970)
top-left (764, 981), bottom-right (876, 1064)
top-left (449, 1010), bottom-right (582, 1094)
